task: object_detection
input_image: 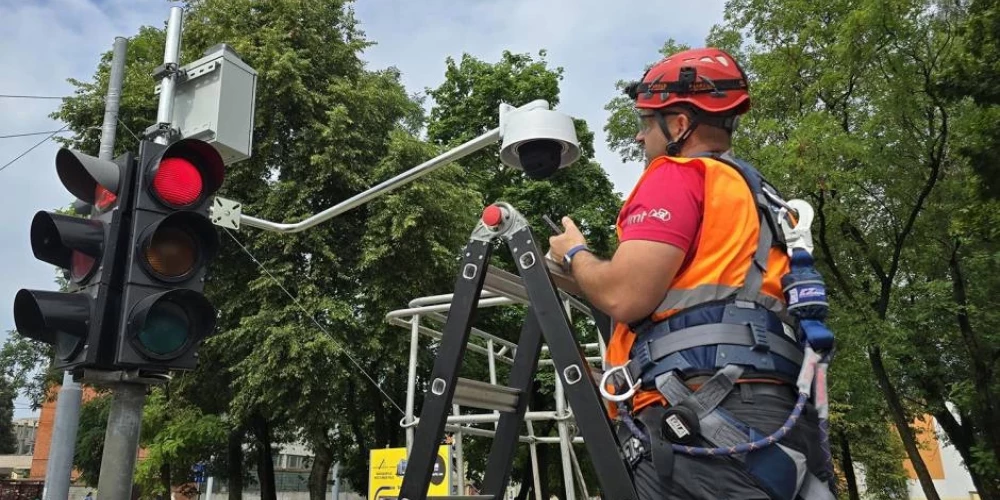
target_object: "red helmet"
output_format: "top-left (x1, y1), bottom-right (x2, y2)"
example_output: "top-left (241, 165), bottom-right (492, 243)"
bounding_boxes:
top-left (628, 48), bottom-right (750, 116)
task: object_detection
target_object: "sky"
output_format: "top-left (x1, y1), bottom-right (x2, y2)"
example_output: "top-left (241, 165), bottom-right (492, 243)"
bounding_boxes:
top-left (0, 0), bottom-right (725, 416)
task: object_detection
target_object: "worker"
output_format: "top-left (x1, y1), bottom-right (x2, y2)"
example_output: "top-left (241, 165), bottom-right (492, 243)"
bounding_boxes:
top-left (547, 47), bottom-right (835, 499)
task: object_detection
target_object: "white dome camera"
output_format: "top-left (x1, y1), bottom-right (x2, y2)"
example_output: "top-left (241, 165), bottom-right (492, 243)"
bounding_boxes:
top-left (499, 100), bottom-right (581, 180)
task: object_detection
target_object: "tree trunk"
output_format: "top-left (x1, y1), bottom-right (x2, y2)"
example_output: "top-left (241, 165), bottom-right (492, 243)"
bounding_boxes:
top-left (514, 455), bottom-right (534, 500)
top-left (869, 346), bottom-right (941, 500)
top-left (160, 462), bottom-right (171, 499)
top-left (536, 439), bottom-right (550, 500)
top-left (160, 385), bottom-right (172, 497)
top-left (837, 430), bottom-right (861, 500)
top-left (948, 250), bottom-right (1000, 462)
top-left (228, 428), bottom-right (244, 500)
top-left (309, 444), bottom-right (334, 500)
top-left (934, 408), bottom-right (1000, 500)
top-left (254, 416), bottom-right (278, 500)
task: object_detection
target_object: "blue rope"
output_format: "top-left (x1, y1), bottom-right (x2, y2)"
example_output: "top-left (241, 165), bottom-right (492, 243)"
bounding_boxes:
top-left (671, 392), bottom-right (808, 456)
top-left (819, 417), bottom-right (837, 494)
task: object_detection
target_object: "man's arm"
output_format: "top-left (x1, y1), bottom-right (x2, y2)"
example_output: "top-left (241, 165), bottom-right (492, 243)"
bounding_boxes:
top-left (569, 240), bottom-right (685, 323)
top-left (548, 217), bottom-right (686, 324)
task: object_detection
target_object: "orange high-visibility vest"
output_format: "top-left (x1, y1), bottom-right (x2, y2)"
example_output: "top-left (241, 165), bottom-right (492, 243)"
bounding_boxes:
top-left (606, 155), bottom-right (791, 415)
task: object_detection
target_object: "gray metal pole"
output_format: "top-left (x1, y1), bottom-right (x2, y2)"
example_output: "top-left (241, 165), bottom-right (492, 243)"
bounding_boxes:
top-left (239, 127), bottom-right (501, 233)
top-left (99, 37), bottom-right (128, 160)
top-left (42, 35), bottom-right (128, 500)
top-left (41, 372), bottom-right (82, 500)
top-left (405, 315), bottom-right (420, 453)
top-left (153, 6), bottom-right (183, 145)
top-left (96, 8), bottom-right (182, 497)
top-left (96, 383), bottom-right (146, 498)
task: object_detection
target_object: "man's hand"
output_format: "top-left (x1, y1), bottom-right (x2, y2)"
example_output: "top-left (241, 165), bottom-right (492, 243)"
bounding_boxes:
top-left (548, 216), bottom-right (587, 264)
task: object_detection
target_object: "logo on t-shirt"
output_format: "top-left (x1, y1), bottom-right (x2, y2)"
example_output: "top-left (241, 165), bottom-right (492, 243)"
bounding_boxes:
top-left (623, 207), bottom-right (672, 227)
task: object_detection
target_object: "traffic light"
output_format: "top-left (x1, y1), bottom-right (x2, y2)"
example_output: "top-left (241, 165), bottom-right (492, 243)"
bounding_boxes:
top-left (113, 139), bottom-right (223, 372)
top-left (13, 149), bottom-right (133, 371)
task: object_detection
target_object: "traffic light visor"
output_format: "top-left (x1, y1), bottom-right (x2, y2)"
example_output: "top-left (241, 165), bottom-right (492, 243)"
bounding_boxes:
top-left (30, 212), bottom-right (103, 283)
top-left (56, 148), bottom-right (121, 207)
top-left (14, 289), bottom-right (90, 360)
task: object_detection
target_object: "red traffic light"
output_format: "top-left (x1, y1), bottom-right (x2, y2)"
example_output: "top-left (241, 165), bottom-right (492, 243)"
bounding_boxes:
top-left (153, 157), bottom-right (204, 206)
top-left (148, 139), bottom-right (224, 208)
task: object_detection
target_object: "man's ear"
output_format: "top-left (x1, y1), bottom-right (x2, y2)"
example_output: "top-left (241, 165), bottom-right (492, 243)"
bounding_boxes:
top-left (673, 112), bottom-right (691, 137)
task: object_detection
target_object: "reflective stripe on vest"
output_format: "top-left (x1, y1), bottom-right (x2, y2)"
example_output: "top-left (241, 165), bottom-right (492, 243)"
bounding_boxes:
top-left (654, 283), bottom-right (785, 315)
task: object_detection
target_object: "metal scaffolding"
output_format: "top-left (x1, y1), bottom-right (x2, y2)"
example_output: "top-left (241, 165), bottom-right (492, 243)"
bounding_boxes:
top-left (386, 267), bottom-right (607, 500)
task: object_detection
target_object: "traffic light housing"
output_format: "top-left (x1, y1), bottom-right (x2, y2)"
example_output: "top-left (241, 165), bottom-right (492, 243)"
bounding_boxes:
top-left (13, 149), bottom-right (133, 371)
top-left (113, 139), bottom-right (223, 372)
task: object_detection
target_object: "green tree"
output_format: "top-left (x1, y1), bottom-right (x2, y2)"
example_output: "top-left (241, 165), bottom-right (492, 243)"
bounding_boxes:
top-left (941, 0), bottom-right (1000, 197)
top-left (0, 377), bottom-right (17, 455)
top-left (134, 387), bottom-right (229, 497)
top-left (0, 335), bottom-right (53, 409)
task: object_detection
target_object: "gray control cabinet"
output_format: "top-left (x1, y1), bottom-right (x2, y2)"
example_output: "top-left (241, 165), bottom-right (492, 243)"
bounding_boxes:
top-left (163, 44), bottom-right (257, 165)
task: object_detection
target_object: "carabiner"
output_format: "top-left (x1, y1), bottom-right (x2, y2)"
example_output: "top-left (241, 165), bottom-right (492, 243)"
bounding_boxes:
top-left (599, 365), bottom-right (641, 403)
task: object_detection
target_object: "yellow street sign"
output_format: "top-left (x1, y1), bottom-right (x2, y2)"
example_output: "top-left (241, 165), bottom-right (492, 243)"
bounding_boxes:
top-left (369, 446), bottom-right (452, 499)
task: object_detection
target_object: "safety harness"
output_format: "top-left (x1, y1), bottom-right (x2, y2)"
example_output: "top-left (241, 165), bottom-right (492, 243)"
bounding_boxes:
top-left (600, 153), bottom-right (837, 500)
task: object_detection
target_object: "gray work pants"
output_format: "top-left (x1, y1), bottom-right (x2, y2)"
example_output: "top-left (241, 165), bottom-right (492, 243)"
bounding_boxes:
top-left (626, 384), bottom-right (828, 500)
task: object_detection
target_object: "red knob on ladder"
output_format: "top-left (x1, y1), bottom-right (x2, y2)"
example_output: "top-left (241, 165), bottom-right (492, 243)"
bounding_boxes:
top-left (481, 204), bottom-right (504, 229)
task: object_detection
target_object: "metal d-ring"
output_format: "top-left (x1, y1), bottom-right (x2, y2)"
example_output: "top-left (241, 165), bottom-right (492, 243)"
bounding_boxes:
top-left (598, 365), bottom-right (641, 403)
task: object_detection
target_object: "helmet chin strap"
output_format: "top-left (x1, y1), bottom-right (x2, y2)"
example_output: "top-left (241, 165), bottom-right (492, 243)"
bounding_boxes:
top-left (655, 111), bottom-right (698, 156)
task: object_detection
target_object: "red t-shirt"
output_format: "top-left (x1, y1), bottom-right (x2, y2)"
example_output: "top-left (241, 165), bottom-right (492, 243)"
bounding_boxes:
top-left (616, 159), bottom-right (705, 271)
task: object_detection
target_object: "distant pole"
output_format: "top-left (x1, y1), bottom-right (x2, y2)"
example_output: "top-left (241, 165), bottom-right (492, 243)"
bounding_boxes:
top-left (41, 372), bottom-right (82, 500)
top-left (41, 35), bottom-right (128, 500)
top-left (99, 37), bottom-right (128, 159)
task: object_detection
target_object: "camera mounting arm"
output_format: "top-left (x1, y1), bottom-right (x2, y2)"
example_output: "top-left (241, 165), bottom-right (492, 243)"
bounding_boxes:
top-left (210, 100), bottom-right (581, 233)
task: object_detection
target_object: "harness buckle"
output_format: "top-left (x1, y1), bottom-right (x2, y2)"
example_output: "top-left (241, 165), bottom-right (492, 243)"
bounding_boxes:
top-left (621, 435), bottom-right (646, 468)
top-left (749, 321), bottom-right (771, 353)
top-left (600, 365), bottom-right (641, 403)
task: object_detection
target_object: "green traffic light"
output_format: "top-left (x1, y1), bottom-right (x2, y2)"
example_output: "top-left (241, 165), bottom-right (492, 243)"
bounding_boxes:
top-left (136, 301), bottom-right (190, 356)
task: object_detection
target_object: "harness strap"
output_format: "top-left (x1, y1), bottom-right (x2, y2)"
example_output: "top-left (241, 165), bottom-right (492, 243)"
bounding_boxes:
top-left (657, 365), bottom-right (744, 417)
top-left (627, 323), bottom-right (804, 385)
top-left (737, 208), bottom-right (774, 304)
top-left (654, 366), bottom-right (755, 453)
top-left (634, 406), bottom-right (675, 486)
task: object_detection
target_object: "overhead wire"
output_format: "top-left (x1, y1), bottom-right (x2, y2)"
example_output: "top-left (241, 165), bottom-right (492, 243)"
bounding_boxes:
top-left (0, 125), bottom-right (70, 174)
top-left (0, 94), bottom-right (67, 100)
top-left (223, 228), bottom-right (405, 415)
top-left (0, 130), bottom-right (73, 140)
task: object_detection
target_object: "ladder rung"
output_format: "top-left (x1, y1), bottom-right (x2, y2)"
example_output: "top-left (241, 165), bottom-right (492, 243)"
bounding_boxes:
top-left (453, 377), bottom-right (520, 412)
